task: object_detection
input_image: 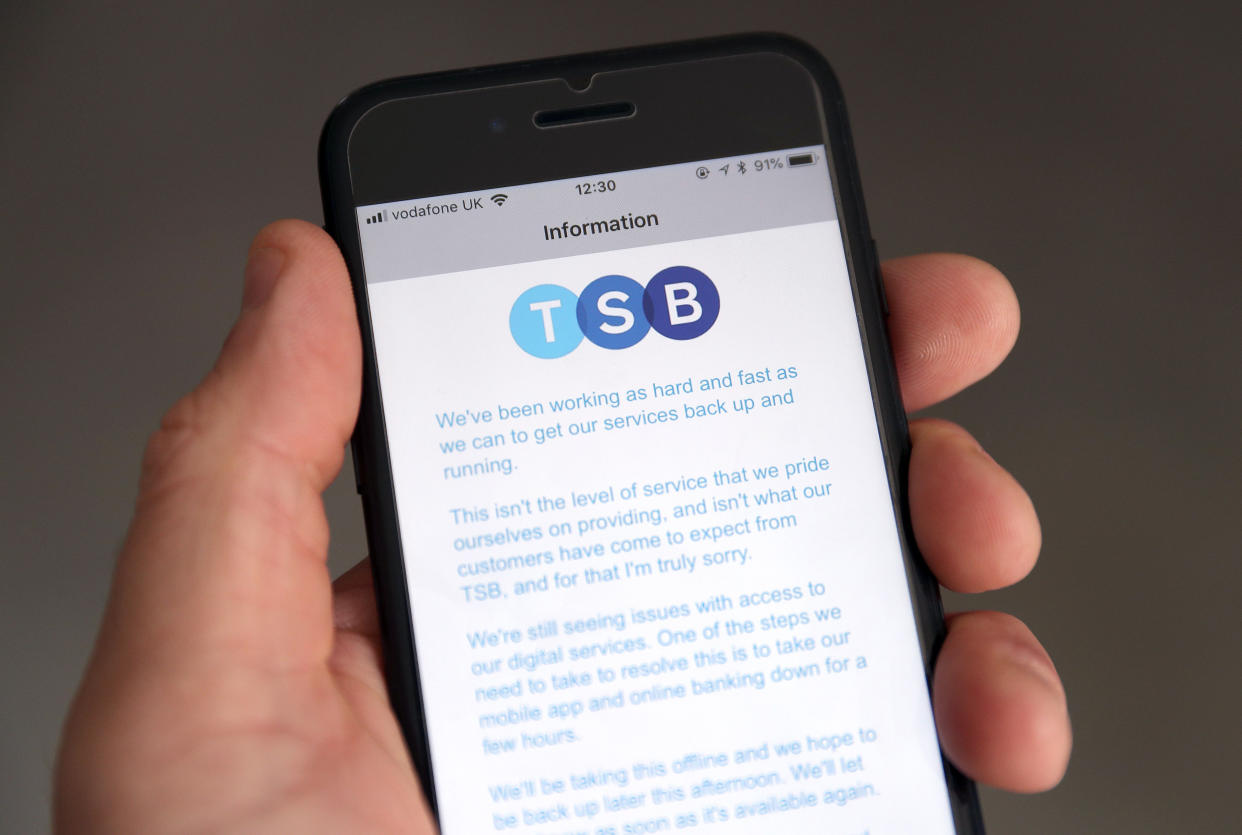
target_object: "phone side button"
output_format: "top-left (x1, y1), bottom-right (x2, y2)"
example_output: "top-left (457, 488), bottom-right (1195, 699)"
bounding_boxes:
top-left (350, 438), bottom-right (363, 494)
top-left (870, 238), bottom-right (889, 316)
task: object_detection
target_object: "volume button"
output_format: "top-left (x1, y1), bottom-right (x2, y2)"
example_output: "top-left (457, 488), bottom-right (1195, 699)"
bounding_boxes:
top-left (350, 438), bottom-right (363, 494)
top-left (869, 238), bottom-right (889, 316)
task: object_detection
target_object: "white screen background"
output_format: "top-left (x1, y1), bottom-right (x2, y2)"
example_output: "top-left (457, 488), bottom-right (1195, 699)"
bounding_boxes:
top-left (367, 221), bottom-right (954, 834)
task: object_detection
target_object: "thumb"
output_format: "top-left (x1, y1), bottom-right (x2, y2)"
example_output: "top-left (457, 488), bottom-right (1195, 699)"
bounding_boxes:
top-left (92, 219), bottom-right (361, 678)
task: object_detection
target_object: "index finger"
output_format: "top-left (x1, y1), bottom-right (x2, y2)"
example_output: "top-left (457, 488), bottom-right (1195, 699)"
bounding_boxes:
top-left (883, 254), bottom-right (1020, 412)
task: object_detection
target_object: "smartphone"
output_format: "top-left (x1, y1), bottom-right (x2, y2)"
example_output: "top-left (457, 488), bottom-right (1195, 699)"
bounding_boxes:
top-left (320, 34), bottom-right (983, 834)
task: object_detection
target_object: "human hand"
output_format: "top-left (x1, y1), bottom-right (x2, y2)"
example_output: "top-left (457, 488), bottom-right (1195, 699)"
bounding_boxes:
top-left (55, 220), bottom-right (1070, 832)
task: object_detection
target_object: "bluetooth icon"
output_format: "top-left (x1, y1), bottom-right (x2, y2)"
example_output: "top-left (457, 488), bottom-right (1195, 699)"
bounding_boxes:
top-left (737, 161), bottom-right (747, 175)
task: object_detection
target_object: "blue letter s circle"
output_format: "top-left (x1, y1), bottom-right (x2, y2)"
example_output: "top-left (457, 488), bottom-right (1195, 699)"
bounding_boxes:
top-left (576, 275), bottom-right (651, 350)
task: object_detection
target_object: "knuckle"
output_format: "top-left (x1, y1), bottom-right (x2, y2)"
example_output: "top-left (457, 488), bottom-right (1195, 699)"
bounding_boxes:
top-left (139, 380), bottom-right (220, 496)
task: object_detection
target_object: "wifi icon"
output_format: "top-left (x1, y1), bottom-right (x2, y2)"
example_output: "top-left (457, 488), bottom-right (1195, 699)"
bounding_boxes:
top-left (490, 193), bottom-right (509, 206)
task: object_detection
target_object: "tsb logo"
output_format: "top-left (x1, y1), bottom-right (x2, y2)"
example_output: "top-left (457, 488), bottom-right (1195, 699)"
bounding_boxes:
top-left (510, 266), bottom-right (720, 359)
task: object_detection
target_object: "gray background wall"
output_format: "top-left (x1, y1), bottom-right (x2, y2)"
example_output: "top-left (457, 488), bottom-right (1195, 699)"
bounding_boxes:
top-left (2, 2), bottom-right (1238, 832)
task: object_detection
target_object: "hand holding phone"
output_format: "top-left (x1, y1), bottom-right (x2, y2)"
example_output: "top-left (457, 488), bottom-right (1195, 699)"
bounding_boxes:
top-left (55, 38), bottom-right (1067, 835)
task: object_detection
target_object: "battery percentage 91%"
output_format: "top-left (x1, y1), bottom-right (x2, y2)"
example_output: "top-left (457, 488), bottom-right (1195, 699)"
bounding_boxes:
top-left (753, 157), bottom-right (784, 172)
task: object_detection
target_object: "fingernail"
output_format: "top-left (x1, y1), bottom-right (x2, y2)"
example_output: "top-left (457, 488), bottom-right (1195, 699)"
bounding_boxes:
top-left (242, 246), bottom-right (286, 310)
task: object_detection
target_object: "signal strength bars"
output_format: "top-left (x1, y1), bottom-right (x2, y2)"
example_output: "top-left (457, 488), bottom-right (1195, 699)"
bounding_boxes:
top-left (364, 210), bottom-right (385, 224)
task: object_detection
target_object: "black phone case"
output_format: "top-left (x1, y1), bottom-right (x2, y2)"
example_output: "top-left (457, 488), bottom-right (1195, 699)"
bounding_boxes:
top-left (320, 33), bottom-right (985, 834)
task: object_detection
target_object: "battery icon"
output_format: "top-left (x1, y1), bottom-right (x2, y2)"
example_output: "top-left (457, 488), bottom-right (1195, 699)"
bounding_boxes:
top-left (787, 152), bottom-right (817, 167)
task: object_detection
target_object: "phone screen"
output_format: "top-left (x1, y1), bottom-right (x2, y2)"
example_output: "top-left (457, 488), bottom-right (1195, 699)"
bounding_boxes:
top-left (354, 145), bottom-right (956, 833)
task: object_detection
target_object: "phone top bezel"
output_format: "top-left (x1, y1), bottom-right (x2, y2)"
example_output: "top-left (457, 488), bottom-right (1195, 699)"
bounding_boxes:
top-left (333, 45), bottom-right (823, 206)
top-left (319, 33), bottom-right (984, 835)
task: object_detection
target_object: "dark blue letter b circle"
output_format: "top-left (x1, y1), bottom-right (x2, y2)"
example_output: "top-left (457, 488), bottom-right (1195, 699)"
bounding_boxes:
top-left (643, 266), bottom-right (720, 340)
